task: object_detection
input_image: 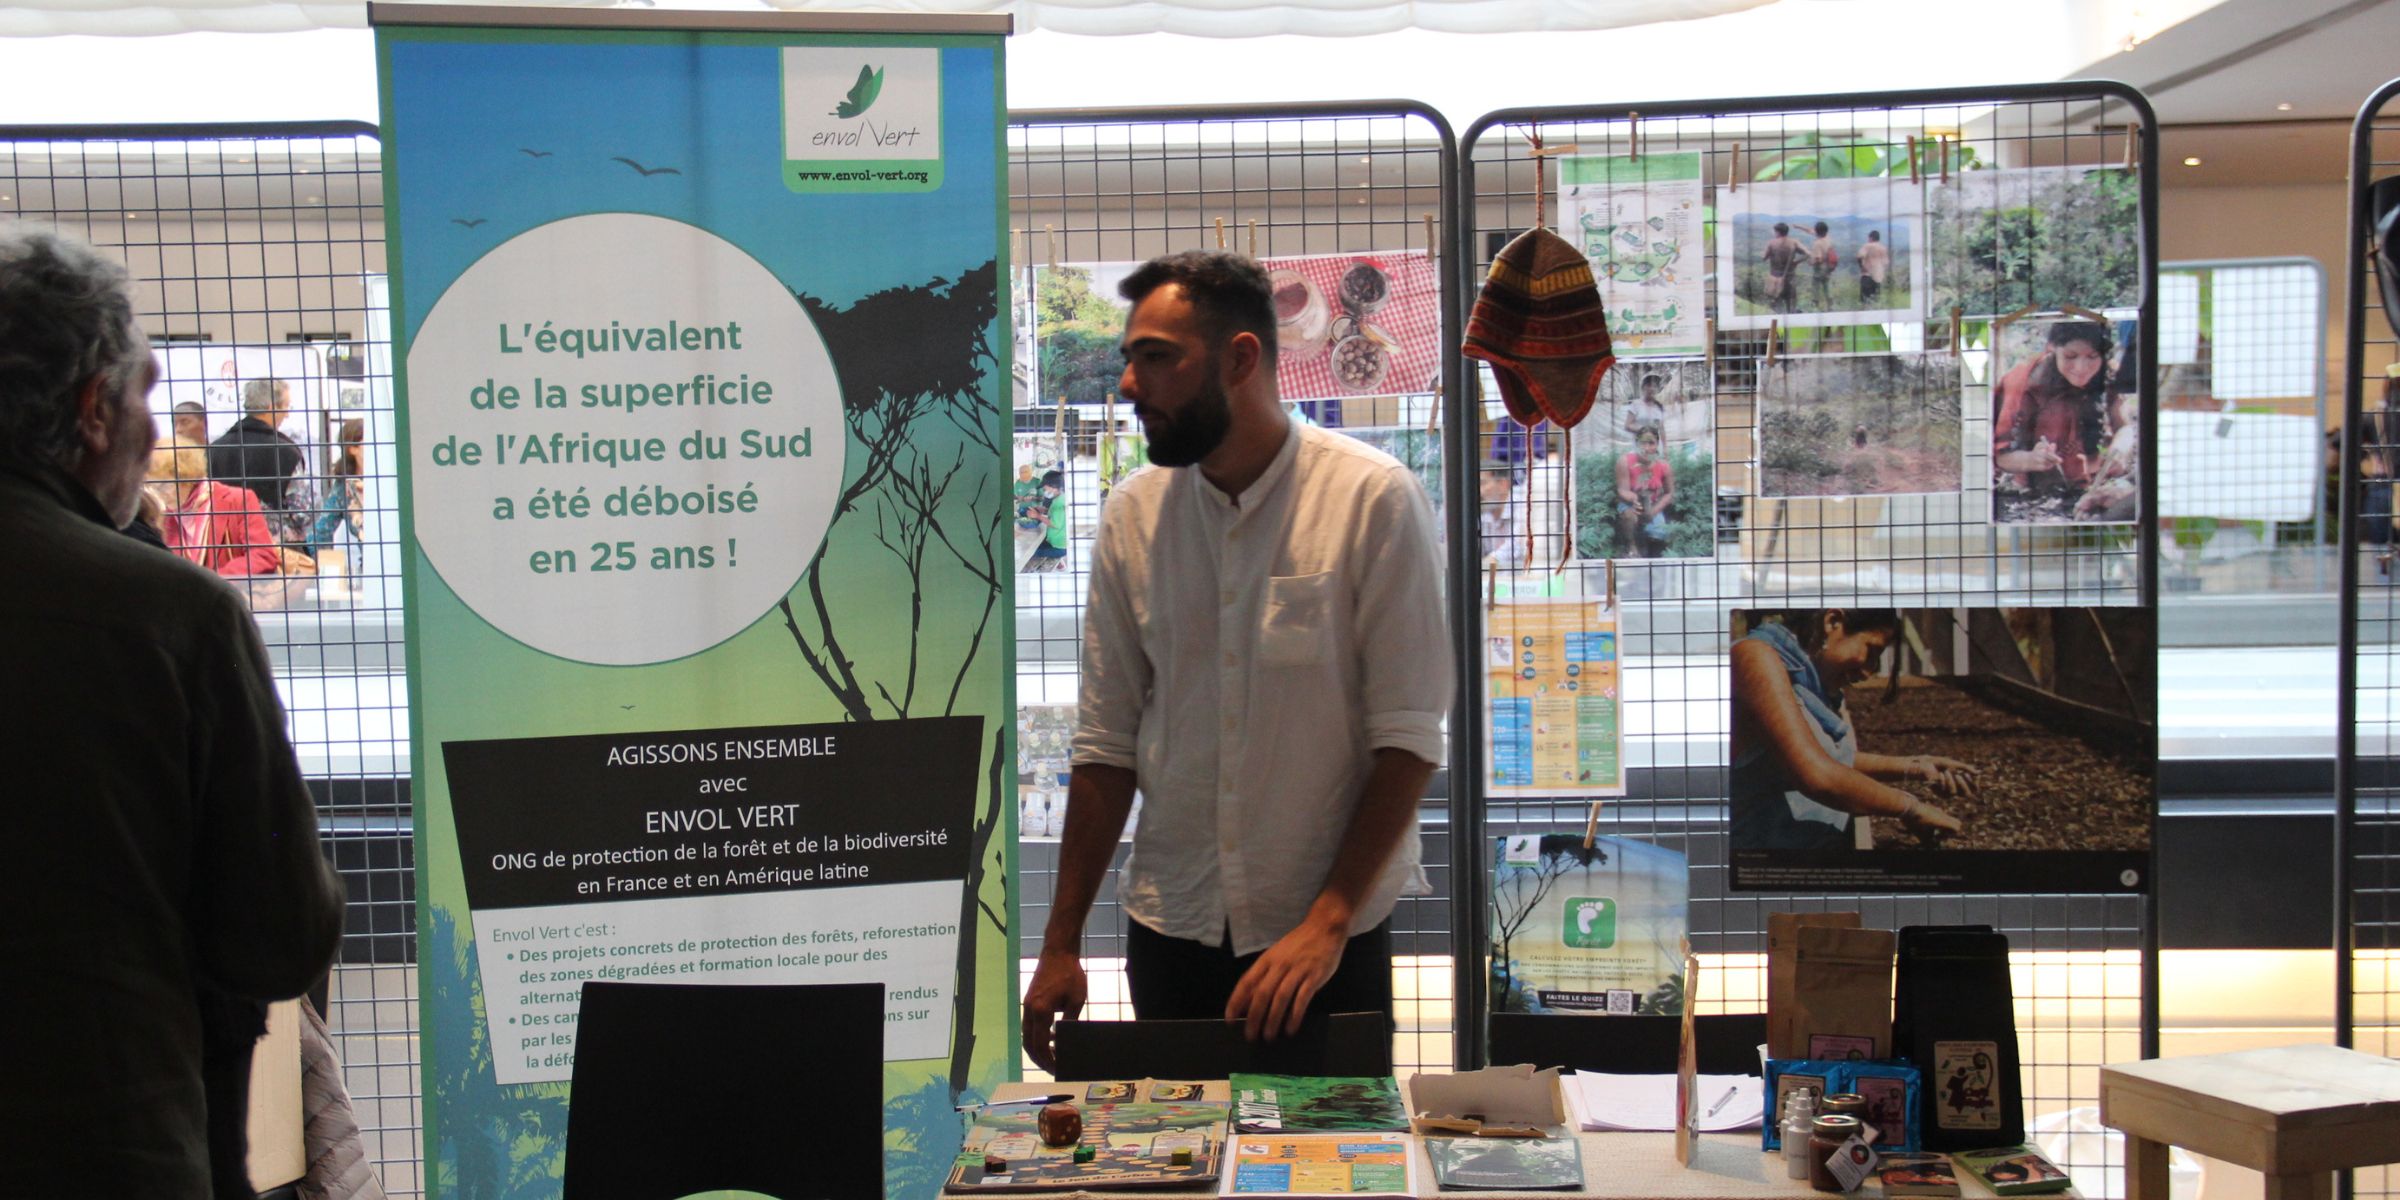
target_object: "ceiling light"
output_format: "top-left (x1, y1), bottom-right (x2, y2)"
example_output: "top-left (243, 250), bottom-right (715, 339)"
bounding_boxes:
top-left (2276, 102), bottom-right (2294, 112)
top-left (2183, 156), bottom-right (2202, 167)
top-left (306, 196), bottom-right (322, 204)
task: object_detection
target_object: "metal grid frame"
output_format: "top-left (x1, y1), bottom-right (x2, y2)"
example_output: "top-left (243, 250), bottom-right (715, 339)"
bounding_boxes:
top-left (1457, 83), bottom-right (2160, 1182)
top-left (1005, 100), bottom-right (1466, 1074)
top-left (2154, 256), bottom-right (2331, 570)
top-left (2336, 73), bottom-right (2400, 1200)
top-left (0, 121), bottom-right (418, 1196)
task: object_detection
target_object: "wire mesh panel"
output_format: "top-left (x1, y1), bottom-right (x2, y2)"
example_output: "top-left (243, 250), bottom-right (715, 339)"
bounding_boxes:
top-left (2155, 257), bottom-right (2329, 579)
top-left (1007, 102), bottom-right (1462, 1073)
top-left (1460, 85), bottom-right (2157, 1183)
top-left (0, 123), bottom-right (417, 1196)
top-left (2338, 75), bottom-right (2400, 1200)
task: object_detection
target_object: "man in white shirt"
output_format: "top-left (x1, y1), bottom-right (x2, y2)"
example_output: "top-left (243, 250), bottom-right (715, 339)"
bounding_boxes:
top-left (1021, 251), bottom-right (1451, 1069)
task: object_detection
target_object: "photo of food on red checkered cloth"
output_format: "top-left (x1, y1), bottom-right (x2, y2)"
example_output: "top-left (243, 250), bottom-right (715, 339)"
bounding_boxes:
top-left (1259, 250), bottom-right (1440, 401)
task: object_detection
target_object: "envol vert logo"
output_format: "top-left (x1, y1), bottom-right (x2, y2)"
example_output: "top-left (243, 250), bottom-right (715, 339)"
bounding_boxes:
top-left (832, 64), bottom-right (884, 119)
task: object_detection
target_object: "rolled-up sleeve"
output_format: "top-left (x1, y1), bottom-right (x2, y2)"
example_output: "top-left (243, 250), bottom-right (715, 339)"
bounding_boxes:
top-left (1352, 464), bottom-right (1451, 766)
top-left (1072, 502), bottom-right (1148, 770)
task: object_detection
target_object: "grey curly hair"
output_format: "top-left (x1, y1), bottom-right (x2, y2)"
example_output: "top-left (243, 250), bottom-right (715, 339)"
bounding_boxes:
top-left (0, 224), bottom-right (148, 471)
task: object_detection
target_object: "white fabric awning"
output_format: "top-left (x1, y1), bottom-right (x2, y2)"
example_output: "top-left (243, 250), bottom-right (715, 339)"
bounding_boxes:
top-left (0, 0), bottom-right (1776, 38)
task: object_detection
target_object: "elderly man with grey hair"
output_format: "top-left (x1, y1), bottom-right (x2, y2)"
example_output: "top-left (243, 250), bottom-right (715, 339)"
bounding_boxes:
top-left (0, 223), bottom-right (345, 1198)
top-left (208, 374), bottom-right (304, 515)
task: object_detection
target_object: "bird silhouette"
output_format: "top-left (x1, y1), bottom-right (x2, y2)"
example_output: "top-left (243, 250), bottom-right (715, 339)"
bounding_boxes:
top-left (518, 148), bottom-right (553, 158)
top-left (611, 156), bottom-right (681, 177)
top-left (831, 64), bottom-right (883, 119)
top-left (452, 218), bottom-right (487, 228)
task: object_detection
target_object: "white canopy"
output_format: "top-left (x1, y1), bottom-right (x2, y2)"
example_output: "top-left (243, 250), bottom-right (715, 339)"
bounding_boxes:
top-left (0, 0), bottom-right (1775, 38)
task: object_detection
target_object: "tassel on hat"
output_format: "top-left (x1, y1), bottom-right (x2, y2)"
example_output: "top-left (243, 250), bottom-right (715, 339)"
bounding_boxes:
top-left (1463, 226), bottom-right (1616, 430)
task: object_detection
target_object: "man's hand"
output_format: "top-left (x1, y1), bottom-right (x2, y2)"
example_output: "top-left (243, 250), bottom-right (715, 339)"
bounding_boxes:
top-left (1225, 915), bottom-right (1348, 1042)
top-left (1021, 947), bottom-right (1087, 1072)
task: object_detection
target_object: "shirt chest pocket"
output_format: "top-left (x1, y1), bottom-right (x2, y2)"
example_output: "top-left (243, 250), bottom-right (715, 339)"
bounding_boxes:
top-left (1258, 571), bottom-right (1336, 668)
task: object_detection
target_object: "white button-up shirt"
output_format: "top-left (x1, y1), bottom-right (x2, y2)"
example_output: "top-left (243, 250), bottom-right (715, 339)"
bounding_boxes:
top-left (1072, 421), bottom-right (1452, 956)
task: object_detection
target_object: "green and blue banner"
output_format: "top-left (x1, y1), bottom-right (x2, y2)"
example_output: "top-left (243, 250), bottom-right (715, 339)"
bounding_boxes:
top-left (377, 11), bottom-right (1014, 1195)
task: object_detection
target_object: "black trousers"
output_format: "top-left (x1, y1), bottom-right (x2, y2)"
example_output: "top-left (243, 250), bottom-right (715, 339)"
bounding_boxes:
top-left (1124, 918), bottom-right (1394, 1022)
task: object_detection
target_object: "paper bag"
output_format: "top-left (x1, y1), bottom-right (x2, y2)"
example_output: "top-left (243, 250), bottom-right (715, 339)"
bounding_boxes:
top-left (1789, 925), bottom-right (1895, 1061)
top-left (1767, 911), bottom-right (1861, 1058)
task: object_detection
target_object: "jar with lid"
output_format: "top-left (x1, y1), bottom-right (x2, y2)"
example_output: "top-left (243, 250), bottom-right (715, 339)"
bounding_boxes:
top-left (1820, 1093), bottom-right (1867, 1120)
top-left (1806, 1113), bottom-right (1863, 1192)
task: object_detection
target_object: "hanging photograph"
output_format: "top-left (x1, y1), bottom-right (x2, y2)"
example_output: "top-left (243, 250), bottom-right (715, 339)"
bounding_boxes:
top-left (1756, 352), bottom-right (1963, 498)
top-left (1718, 176), bottom-right (1926, 330)
top-left (1031, 260), bottom-right (1139, 407)
top-left (1988, 315), bottom-right (2142, 526)
top-left (1558, 151), bottom-right (1708, 357)
top-left (1928, 167), bottom-right (2141, 319)
top-left (1489, 833), bottom-right (1689, 1015)
top-left (1728, 607), bottom-right (2154, 894)
top-left (1016, 705), bottom-right (1074, 840)
top-left (1261, 250), bottom-right (1442, 402)
top-left (1572, 359), bottom-right (1715, 559)
top-left (1487, 598), bottom-right (1625, 798)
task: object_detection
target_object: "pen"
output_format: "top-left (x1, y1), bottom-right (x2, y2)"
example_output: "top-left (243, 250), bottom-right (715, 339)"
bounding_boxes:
top-left (1704, 1085), bottom-right (1740, 1117)
top-left (956, 1093), bottom-right (1074, 1112)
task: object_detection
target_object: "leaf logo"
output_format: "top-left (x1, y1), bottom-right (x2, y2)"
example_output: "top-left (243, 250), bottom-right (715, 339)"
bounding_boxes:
top-left (831, 64), bottom-right (884, 119)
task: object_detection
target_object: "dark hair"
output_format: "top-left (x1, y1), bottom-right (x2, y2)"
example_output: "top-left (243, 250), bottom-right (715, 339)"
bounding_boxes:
top-left (172, 400), bottom-right (204, 416)
top-left (1773, 222), bottom-right (1791, 235)
top-left (2012, 320), bottom-right (2114, 453)
top-left (1867, 230), bottom-right (1881, 242)
top-left (1039, 468), bottom-right (1064, 490)
top-left (0, 224), bottom-right (147, 472)
top-left (1813, 221), bottom-right (1830, 235)
top-left (1117, 250), bottom-right (1278, 369)
top-left (1768, 608), bottom-right (1903, 654)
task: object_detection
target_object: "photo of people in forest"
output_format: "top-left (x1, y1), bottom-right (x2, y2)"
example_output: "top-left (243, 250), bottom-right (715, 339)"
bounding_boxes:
top-left (1572, 360), bottom-right (1715, 560)
top-left (1757, 352), bottom-right (1963, 498)
top-left (1719, 177), bottom-right (1925, 329)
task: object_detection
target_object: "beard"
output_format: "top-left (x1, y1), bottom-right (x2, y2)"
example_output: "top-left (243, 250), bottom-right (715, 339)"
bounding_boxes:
top-left (1141, 367), bottom-right (1234, 468)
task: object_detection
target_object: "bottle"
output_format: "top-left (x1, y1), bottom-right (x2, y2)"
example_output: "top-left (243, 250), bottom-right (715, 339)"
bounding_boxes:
top-left (1782, 1089), bottom-right (1819, 1181)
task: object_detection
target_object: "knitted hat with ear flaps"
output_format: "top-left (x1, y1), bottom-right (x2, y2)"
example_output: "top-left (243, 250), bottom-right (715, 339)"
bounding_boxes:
top-left (1464, 226), bottom-right (1616, 429)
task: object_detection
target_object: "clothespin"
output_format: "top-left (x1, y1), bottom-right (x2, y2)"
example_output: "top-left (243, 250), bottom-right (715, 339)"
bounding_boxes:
top-left (1044, 224), bottom-right (1057, 271)
top-left (1728, 142), bottom-right (1741, 193)
top-left (1908, 137), bottom-right (1921, 185)
top-left (1939, 136), bottom-right (1951, 183)
top-left (1628, 111), bottom-right (1640, 162)
top-left (1214, 217), bottom-right (1226, 250)
top-left (1766, 320), bottom-right (1780, 366)
top-left (1949, 306), bottom-right (1964, 350)
top-left (1605, 557), bottom-right (1617, 606)
top-left (1424, 213), bottom-right (1438, 262)
top-left (1583, 798), bottom-right (1605, 849)
top-left (1247, 219), bottom-right (1258, 258)
top-left (1424, 384), bottom-right (1441, 434)
top-left (1705, 318), bottom-right (1717, 374)
top-left (1527, 128), bottom-right (1548, 229)
top-left (2124, 123), bottom-right (2139, 169)
top-left (1485, 558), bottom-right (1498, 611)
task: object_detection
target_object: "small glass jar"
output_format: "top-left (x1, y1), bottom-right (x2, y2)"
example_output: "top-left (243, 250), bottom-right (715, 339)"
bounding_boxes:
top-left (1820, 1092), bottom-right (1867, 1120)
top-left (1807, 1113), bottom-right (1863, 1192)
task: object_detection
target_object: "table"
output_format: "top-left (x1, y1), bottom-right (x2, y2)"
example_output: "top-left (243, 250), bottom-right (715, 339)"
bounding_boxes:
top-left (2100, 1044), bottom-right (2400, 1200)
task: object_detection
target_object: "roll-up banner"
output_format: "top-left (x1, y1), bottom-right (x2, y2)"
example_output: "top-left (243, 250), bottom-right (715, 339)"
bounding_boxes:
top-left (373, 6), bottom-right (1014, 1193)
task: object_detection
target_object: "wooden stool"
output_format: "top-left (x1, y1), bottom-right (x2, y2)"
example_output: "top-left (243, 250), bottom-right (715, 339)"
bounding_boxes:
top-left (2099, 1044), bottom-right (2400, 1200)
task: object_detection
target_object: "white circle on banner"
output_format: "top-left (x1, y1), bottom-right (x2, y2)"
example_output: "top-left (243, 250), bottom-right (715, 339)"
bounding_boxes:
top-left (407, 212), bottom-right (841, 665)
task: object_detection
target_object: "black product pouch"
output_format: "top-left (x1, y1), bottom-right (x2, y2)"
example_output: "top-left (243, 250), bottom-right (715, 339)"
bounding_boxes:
top-left (1892, 925), bottom-right (2023, 1151)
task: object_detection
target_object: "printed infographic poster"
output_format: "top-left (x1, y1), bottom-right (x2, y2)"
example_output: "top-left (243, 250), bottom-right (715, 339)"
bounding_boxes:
top-left (1490, 834), bottom-right (1689, 1015)
top-left (1485, 598), bottom-right (1624, 797)
top-left (1558, 152), bottom-right (1707, 357)
top-left (379, 17), bottom-right (1013, 1199)
top-left (1728, 608), bottom-right (2154, 893)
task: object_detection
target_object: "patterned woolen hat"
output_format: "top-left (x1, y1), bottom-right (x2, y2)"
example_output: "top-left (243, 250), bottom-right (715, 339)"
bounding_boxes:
top-left (1463, 226), bottom-right (1615, 429)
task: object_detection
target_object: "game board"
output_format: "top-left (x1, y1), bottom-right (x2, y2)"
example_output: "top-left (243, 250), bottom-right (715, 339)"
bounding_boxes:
top-left (944, 1099), bottom-right (1228, 1193)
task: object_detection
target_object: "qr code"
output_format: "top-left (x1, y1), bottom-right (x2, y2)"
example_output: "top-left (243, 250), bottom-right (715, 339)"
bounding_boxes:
top-left (1605, 990), bottom-right (1636, 1014)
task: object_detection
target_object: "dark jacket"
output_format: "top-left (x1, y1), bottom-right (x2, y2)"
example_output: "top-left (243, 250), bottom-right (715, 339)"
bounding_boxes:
top-left (0, 460), bottom-right (345, 1198)
top-left (209, 416), bottom-right (303, 512)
